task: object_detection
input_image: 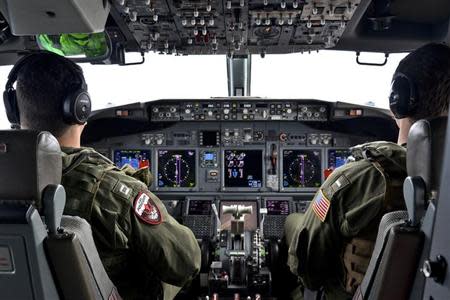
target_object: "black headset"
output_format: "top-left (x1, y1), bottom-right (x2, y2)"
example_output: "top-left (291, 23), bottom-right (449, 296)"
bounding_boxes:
top-left (389, 72), bottom-right (418, 119)
top-left (3, 52), bottom-right (91, 128)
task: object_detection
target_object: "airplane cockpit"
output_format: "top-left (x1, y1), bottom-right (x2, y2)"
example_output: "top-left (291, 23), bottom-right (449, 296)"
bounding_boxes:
top-left (0, 0), bottom-right (449, 300)
top-left (82, 98), bottom-right (397, 298)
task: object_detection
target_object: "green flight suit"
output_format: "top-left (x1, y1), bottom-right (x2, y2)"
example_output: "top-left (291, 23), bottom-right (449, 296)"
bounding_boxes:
top-left (61, 147), bottom-right (201, 300)
top-left (285, 141), bottom-right (407, 299)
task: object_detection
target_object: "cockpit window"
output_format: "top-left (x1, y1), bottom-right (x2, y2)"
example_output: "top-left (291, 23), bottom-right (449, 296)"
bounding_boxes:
top-left (0, 51), bottom-right (406, 129)
top-left (252, 51), bottom-right (407, 108)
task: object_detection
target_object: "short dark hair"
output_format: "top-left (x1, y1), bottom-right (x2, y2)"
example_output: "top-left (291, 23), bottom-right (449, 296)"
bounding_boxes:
top-left (394, 43), bottom-right (450, 121)
top-left (15, 52), bottom-right (85, 137)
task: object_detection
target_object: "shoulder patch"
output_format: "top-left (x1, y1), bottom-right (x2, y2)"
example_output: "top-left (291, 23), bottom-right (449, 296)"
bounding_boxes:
top-left (330, 175), bottom-right (350, 195)
top-left (112, 181), bottom-right (132, 199)
top-left (133, 192), bottom-right (162, 225)
top-left (312, 189), bottom-right (331, 222)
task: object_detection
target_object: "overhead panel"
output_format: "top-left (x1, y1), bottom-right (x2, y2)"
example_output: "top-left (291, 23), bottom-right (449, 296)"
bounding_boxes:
top-left (111, 0), bottom-right (361, 55)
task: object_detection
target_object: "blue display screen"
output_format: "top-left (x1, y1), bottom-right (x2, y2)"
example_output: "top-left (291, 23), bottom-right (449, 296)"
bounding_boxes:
top-left (328, 149), bottom-right (351, 170)
top-left (114, 150), bottom-right (151, 169)
top-left (204, 153), bottom-right (215, 161)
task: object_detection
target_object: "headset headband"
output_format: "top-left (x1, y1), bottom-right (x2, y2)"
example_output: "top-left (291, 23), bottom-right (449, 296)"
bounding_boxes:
top-left (5, 52), bottom-right (87, 93)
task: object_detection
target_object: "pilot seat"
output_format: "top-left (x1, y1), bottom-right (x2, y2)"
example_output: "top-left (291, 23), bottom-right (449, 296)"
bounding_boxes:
top-left (0, 130), bottom-right (121, 300)
top-left (353, 117), bottom-right (447, 300)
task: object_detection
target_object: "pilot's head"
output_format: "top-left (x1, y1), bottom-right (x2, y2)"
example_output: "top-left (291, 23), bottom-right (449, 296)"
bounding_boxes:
top-left (391, 43), bottom-right (450, 122)
top-left (11, 51), bottom-right (90, 145)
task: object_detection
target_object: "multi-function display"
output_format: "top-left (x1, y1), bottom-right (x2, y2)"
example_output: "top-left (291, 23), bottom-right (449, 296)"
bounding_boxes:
top-left (283, 149), bottom-right (322, 188)
top-left (157, 150), bottom-right (196, 188)
top-left (188, 200), bottom-right (212, 215)
top-left (114, 149), bottom-right (150, 169)
top-left (266, 200), bottom-right (290, 215)
top-left (224, 150), bottom-right (263, 188)
top-left (328, 149), bottom-right (352, 170)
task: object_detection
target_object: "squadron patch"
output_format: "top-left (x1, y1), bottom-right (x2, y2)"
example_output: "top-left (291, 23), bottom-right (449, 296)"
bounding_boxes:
top-left (133, 192), bottom-right (162, 225)
top-left (311, 189), bottom-right (331, 222)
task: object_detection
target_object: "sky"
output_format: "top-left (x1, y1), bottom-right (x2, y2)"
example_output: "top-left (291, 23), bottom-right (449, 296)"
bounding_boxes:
top-left (0, 50), bottom-right (407, 129)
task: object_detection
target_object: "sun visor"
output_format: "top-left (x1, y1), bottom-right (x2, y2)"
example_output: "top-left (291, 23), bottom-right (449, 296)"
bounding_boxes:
top-left (0, 0), bottom-right (110, 36)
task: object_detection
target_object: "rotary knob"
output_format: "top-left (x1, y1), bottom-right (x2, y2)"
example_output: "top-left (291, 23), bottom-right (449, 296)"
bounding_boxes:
top-left (279, 133), bottom-right (288, 142)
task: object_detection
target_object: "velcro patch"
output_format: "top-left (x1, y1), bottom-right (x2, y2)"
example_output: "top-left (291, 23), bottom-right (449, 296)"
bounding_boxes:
top-left (133, 192), bottom-right (162, 225)
top-left (119, 183), bottom-right (131, 197)
top-left (312, 189), bottom-right (331, 222)
top-left (112, 181), bottom-right (132, 199)
top-left (329, 174), bottom-right (350, 196)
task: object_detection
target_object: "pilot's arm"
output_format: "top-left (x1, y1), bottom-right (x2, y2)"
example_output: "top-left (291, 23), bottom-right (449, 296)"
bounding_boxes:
top-left (285, 159), bottom-right (387, 294)
top-left (129, 189), bottom-right (201, 286)
top-left (96, 166), bottom-right (201, 288)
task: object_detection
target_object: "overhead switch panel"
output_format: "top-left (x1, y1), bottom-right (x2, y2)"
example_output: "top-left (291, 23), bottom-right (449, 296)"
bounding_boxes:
top-left (112, 0), bottom-right (361, 55)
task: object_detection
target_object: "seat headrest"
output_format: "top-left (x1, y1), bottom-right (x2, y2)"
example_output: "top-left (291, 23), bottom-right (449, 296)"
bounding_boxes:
top-left (0, 130), bottom-right (62, 210)
top-left (407, 117), bottom-right (448, 195)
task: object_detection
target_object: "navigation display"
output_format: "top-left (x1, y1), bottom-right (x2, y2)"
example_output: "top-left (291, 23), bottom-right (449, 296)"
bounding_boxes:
top-left (157, 150), bottom-right (196, 188)
top-left (224, 150), bottom-right (263, 188)
top-left (114, 150), bottom-right (150, 169)
top-left (328, 149), bottom-right (352, 170)
top-left (266, 200), bottom-right (290, 215)
top-left (188, 200), bottom-right (212, 215)
top-left (220, 201), bottom-right (258, 231)
top-left (283, 149), bottom-right (322, 188)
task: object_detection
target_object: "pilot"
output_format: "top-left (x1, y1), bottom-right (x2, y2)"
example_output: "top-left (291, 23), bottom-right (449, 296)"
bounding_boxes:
top-left (3, 51), bottom-right (201, 300)
top-left (284, 43), bottom-right (450, 299)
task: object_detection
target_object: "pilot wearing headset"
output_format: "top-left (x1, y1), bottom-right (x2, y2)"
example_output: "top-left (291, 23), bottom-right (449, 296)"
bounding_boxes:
top-left (3, 51), bottom-right (201, 300)
top-left (284, 43), bottom-right (450, 300)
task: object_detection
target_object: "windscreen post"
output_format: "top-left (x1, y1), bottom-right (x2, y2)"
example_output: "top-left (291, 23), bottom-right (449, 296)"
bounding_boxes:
top-left (227, 55), bottom-right (251, 97)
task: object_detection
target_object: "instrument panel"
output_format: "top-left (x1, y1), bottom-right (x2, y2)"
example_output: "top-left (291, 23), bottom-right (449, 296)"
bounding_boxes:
top-left (85, 98), bottom-right (397, 299)
top-left (87, 99), bottom-right (394, 197)
top-left (94, 125), bottom-right (359, 194)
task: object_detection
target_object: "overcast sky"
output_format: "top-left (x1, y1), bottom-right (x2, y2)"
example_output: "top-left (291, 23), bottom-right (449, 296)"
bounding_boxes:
top-left (0, 51), bottom-right (406, 129)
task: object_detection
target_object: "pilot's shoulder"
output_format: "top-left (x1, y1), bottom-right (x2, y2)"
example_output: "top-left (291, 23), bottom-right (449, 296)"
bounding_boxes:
top-left (321, 158), bottom-right (384, 201)
top-left (350, 141), bottom-right (406, 163)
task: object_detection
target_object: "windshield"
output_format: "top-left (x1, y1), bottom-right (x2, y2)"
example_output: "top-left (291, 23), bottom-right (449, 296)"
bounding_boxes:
top-left (0, 51), bottom-right (406, 129)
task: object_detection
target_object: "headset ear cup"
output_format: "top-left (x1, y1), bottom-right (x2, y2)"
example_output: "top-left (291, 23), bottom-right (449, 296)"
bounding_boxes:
top-left (3, 89), bottom-right (20, 125)
top-left (389, 73), bottom-right (416, 119)
top-left (63, 89), bottom-right (91, 124)
top-left (74, 91), bottom-right (91, 124)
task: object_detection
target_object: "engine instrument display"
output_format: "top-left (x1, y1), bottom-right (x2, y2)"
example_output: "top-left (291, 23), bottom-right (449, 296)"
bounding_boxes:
top-left (188, 200), bottom-right (212, 215)
top-left (157, 150), bottom-right (196, 188)
top-left (224, 150), bottom-right (263, 188)
top-left (200, 131), bottom-right (220, 147)
top-left (114, 149), bottom-right (150, 169)
top-left (266, 200), bottom-right (290, 215)
top-left (220, 201), bottom-right (258, 231)
top-left (283, 150), bottom-right (322, 188)
top-left (328, 149), bottom-right (352, 169)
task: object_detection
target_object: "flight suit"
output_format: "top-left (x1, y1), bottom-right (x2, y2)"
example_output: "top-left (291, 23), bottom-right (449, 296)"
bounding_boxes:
top-left (61, 147), bottom-right (201, 300)
top-left (285, 142), bottom-right (407, 299)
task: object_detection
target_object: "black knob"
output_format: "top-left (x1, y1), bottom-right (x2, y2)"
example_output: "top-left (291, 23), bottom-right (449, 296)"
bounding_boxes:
top-left (422, 255), bottom-right (447, 283)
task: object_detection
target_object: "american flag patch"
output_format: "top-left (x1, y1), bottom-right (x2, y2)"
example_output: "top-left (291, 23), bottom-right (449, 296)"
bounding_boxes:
top-left (312, 189), bottom-right (331, 222)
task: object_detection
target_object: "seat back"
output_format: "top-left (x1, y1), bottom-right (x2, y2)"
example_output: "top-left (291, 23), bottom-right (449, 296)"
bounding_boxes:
top-left (0, 130), bottom-right (62, 299)
top-left (353, 117), bottom-right (447, 300)
top-left (0, 130), bottom-right (121, 300)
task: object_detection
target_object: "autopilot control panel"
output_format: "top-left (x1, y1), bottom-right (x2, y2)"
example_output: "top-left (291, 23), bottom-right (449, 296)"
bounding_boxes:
top-left (84, 98), bottom-right (396, 299)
